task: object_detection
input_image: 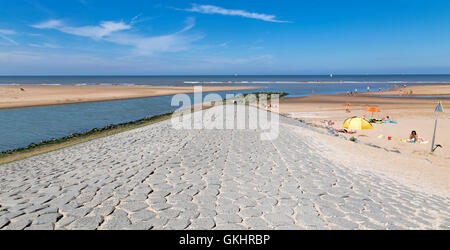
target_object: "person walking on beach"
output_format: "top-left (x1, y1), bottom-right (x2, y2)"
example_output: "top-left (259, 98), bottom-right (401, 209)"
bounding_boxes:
top-left (345, 102), bottom-right (351, 113)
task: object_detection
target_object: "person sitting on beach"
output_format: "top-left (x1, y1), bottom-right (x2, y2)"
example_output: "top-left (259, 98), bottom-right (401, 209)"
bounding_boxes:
top-left (382, 116), bottom-right (391, 121)
top-left (408, 130), bottom-right (419, 143)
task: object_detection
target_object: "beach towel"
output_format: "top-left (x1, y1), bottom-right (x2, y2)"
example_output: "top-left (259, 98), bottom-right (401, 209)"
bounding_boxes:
top-left (406, 137), bottom-right (428, 144)
top-left (382, 120), bottom-right (398, 124)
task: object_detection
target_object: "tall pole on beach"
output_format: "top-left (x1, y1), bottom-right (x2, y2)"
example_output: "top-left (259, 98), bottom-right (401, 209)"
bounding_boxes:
top-left (431, 101), bottom-right (444, 152)
top-left (430, 113), bottom-right (438, 152)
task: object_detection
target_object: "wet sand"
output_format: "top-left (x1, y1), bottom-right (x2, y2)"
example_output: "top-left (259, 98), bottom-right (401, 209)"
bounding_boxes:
top-left (278, 92), bottom-right (450, 195)
top-left (0, 85), bottom-right (261, 109)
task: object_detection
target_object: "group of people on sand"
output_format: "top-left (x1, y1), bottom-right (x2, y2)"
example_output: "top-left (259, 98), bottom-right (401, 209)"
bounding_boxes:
top-left (401, 90), bottom-right (414, 96)
top-left (346, 89), bottom-right (358, 96)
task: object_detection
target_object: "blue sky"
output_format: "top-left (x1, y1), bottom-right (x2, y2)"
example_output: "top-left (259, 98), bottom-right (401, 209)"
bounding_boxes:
top-left (1, 0), bottom-right (450, 75)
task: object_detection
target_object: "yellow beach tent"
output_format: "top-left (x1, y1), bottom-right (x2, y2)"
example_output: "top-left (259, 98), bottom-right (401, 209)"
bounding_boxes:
top-left (343, 117), bottom-right (373, 130)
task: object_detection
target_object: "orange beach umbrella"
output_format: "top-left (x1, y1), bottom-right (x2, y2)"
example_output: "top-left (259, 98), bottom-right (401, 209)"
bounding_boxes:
top-left (365, 107), bottom-right (381, 117)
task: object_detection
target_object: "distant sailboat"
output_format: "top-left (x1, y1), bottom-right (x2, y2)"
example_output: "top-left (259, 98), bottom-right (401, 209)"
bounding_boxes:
top-left (330, 73), bottom-right (333, 78)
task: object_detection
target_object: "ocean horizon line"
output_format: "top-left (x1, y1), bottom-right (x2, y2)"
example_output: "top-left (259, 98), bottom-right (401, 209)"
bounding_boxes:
top-left (2, 73), bottom-right (450, 77)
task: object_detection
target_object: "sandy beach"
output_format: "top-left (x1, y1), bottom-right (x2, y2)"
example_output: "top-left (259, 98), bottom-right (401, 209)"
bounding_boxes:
top-left (0, 85), bottom-right (261, 109)
top-left (361, 84), bottom-right (450, 96)
top-left (279, 86), bottom-right (450, 196)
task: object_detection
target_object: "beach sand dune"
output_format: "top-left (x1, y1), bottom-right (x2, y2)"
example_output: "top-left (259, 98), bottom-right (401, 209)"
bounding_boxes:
top-left (0, 85), bottom-right (261, 109)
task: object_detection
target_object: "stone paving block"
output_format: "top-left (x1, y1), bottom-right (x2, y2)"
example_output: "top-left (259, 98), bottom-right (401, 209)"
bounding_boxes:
top-left (164, 218), bottom-right (191, 230)
top-left (0, 217), bottom-right (9, 229)
top-left (214, 223), bottom-right (248, 230)
top-left (65, 207), bottom-right (93, 218)
top-left (295, 214), bottom-right (327, 227)
top-left (327, 217), bottom-right (360, 229)
top-left (68, 216), bottom-right (104, 230)
top-left (263, 213), bottom-right (294, 227)
top-left (129, 210), bottom-right (157, 222)
top-left (190, 218), bottom-right (215, 230)
top-left (239, 208), bottom-right (263, 217)
top-left (216, 214), bottom-right (243, 224)
top-left (26, 223), bottom-right (54, 230)
top-left (119, 201), bottom-right (148, 213)
top-left (34, 213), bottom-right (63, 225)
top-left (124, 222), bottom-right (153, 230)
top-left (101, 215), bottom-right (131, 230)
top-left (3, 218), bottom-right (32, 230)
top-left (244, 217), bottom-right (269, 228)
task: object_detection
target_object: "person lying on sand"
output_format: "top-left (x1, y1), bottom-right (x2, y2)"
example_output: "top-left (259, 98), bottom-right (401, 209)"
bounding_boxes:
top-left (381, 116), bottom-right (397, 123)
top-left (334, 128), bottom-right (356, 134)
top-left (369, 118), bottom-right (382, 123)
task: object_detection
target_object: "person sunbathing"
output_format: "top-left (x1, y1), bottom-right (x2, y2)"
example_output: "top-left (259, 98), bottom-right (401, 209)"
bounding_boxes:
top-left (408, 130), bottom-right (419, 143)
top-left (369, 118), bottom-right (382, 123)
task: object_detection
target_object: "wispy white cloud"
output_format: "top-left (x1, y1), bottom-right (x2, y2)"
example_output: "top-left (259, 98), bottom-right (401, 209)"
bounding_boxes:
top-left (31, 20), bottom-right (63, 29)
top-left (0, 29), bottom-right (18, 45)
top-left (0, 29), bottom-right (17, 35)
top-left (30, 18), bottom-right (201, 56)
top-left (183, 4), bottom-right (291, 23)
top-left (129, 13), bottom-right (153, 25)
top-left (31, 20), bottom-right (131, 39)
top-left (29, 43), bottom-right (62, 49)
top-left (107, 17), bottom-right (202, 56)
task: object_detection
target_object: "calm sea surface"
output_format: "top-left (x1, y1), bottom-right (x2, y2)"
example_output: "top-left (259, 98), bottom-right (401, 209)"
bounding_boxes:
top-left (1, 75), bottom-right (449, 151)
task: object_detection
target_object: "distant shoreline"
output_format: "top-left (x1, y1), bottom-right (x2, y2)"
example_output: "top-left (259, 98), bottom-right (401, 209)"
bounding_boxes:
top-left (0, 85), bottom-right (261, 110)
top-left (2, 81), bottom-right (450, 86)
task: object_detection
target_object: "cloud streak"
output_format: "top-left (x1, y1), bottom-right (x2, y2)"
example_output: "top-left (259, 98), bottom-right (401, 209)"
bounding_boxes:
top-left (183, 4), bottom-right (291, 23)
top-left (31, 20), bottom-right (131, 39)
top-left (0, 29), bottom-right (18, 45)
top-left (106, 17), bottom-right (201, 56)
top-left (30, 18), bottom-right (201, 56)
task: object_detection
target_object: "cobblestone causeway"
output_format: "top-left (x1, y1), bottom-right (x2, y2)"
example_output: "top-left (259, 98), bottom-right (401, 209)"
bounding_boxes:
top-left (1, 105), bottom-right (449, 230)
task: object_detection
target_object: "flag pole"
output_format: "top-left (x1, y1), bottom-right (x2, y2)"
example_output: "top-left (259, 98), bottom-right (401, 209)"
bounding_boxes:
top-left (430, 112), bottom-right (438, 152)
